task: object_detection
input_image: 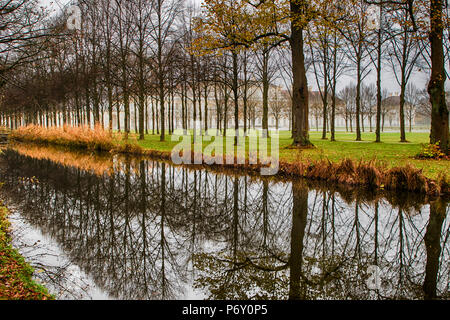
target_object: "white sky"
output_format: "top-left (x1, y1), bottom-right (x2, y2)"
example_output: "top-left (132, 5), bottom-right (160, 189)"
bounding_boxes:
top-left (41, 0), bottom-right (72, 15)
top-left (39, 0), bottom-right (441, 95)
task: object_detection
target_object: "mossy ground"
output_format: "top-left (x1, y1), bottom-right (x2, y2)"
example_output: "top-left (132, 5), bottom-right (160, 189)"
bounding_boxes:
top-left (0, 203), bottom-right (53, 300)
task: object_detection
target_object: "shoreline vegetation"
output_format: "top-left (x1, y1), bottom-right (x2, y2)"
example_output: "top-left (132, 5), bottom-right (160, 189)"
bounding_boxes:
top-left (6, 144), bottom-right (441, 210)
top-left (9, 125), bottom-right (450, 197)
top-left (0, 202), bottom-right (52, 300)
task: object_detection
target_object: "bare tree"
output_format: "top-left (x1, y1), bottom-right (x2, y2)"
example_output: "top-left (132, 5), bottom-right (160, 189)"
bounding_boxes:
top-left (337, 0), bottom-right (376, 141)
top-left (385, 6), bottom-right (423, 142)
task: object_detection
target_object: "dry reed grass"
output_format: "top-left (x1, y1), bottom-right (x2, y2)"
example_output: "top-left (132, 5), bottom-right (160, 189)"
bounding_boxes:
top-left (384, 165), bottom-right (429, 194)
top-left (11, 124), bottom-right (114, 151)
top-left (277, 158), bottom-right (445, 196)
top-left (10, 124), bottom-right (144, 155)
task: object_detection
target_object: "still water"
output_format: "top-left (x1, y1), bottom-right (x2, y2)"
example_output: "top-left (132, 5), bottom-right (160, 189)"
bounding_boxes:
top-left (0, 146), bottom-right (448, 300)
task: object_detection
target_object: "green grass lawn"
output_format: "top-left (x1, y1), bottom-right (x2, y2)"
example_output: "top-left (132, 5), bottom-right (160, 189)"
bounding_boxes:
top-left (128, 130), bottom-right (448, 180)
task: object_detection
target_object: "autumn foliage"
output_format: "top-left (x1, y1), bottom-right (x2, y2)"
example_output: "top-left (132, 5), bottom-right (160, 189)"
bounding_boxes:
top-left (10, 124), bottom-right (115, 151)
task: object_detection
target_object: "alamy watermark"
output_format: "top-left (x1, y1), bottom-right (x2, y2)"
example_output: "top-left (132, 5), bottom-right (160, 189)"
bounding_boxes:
top-left (367, 5), bottom-right (381, 31)
top-left (366, 265), bottom-right (382, 290)
top-left (171, 123), bottom-right (279, 176)
top-left (66, 5), bottom-right (82, 31)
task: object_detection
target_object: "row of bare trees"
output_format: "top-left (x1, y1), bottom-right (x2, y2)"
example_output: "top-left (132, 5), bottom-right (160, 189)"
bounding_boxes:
top-left (0, 0), bottom-right (448, 151)
top-left (306, 0), bottom-right (449, 144)
top-left (0, 0), bottom-right (294, 140)
top-left (321, 82), bottom-right (436, 133)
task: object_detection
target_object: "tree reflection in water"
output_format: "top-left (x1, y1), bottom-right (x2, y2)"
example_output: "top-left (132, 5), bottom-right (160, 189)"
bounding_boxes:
top-left (0, 148), bottom-right (448, 300)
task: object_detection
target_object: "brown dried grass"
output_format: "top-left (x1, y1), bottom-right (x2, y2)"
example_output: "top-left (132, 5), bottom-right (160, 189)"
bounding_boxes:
top-left (11, 124), bottom-right (115, 151)
top-left (356, 161), bottom-right (382, 187)
top-left (10, 124), bottom-right (144, 155)
top-left (277, 158), bottom-right (438, 195)
top-left (384, 165), bottom-right (428, 194)
top-left (437, 173), bottom-right (449, 195)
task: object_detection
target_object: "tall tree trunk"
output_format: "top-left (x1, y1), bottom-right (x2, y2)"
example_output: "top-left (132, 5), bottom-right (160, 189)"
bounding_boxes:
top-left (232, 51), bottom-right (239, 145)
top-left (355, 52), bottom-right (362, 141)
top-left (158, 0), bottom-right (165, 142)
top-left (290, 0), bottom-right (311, 147)
top-left (138, 41), bottom-right (145, 140)
top-left (243, 52), bottom-right (248, 133)
top-left (159, 74), bottom-right (165, 141)
top-left (85, 86), bottom-right (91, 128)
top-left (428, 0), bottom-right (449, 153)
top-left (204, 85), bottom-right (209, 133)
top-left (181, 85), bottom-right (186, 133)
top-left (322, 43), bottom-right (328, 140)
top-left (171, 89), bottom-right (175, 134)
top-left (105, 4), bottom-right (113, 132)
top-left (399, 27), bottom-right (408, 143)
top-left (375, 19), bottom-right (382, 143)
top-left (214, 82), bottom-right (221, 135)
top-left (168, 89), bottom-right (172, 134)
top-left (152, 97), bottom-right (156, 135)
top-left (262, 49), bottom-right (269, 138)
top-left (145, 97), bottom-right (149, 134)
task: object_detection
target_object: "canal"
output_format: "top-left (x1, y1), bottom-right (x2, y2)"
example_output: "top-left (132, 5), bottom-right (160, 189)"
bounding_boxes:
top-left (0, 145), bottom-right (448, 300)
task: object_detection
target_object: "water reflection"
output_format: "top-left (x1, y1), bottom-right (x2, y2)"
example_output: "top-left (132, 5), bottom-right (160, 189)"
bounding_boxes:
top-left (0, 147), bottom-right (448, 300)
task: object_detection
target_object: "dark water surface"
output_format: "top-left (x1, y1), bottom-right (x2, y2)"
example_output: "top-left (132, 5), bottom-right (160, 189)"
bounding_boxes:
top-left (0, 147), bottom-right (448, 300)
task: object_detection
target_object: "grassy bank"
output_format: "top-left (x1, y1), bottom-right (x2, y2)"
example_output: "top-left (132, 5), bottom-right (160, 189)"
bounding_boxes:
top-left (0, 202), bottom-right (53, 300)
top-left (134, 130), bottom-right (448, 193)
top-left (9, 125), bottom-right (449, 196)
top-left (135, 131), bottom-right (449, 180)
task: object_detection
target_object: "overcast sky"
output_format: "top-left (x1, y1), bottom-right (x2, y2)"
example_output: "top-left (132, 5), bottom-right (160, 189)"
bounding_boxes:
top-left (40, 0), bottom-right (441, 95)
